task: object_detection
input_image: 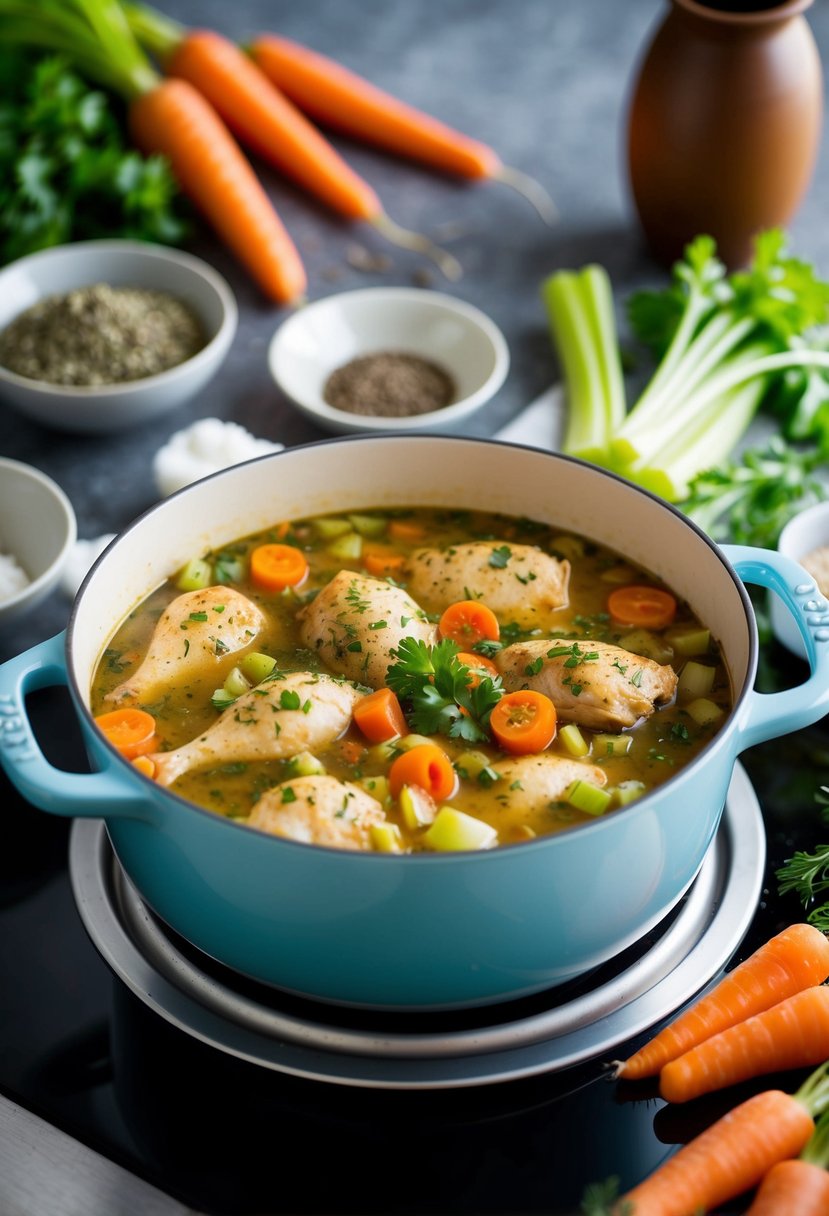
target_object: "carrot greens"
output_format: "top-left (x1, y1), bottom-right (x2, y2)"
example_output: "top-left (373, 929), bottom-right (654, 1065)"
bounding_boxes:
top-left (777, 788), bottom-right (829, 931)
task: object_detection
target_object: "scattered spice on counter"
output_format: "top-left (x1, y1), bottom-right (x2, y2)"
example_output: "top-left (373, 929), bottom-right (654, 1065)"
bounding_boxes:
top-left (0, 284), bottom-right (206, 387)
top-left (323, 351), bottom-right (456, 417)
top-left (0, 551), bottom-right (30, 602)
top-left (800, 544), bottom-right (829, 597)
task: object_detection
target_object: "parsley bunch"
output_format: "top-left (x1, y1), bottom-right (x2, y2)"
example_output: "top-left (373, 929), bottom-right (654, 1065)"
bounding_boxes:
top-left (386, 637), bottom-right (503, 744)
top-left (0, 50), bottom-right (188, 264)
top-left (777, 787), bottom-right (829, 931)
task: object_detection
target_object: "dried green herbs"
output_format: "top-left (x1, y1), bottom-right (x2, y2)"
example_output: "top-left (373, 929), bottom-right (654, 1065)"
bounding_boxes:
top-left (0, 283), bottom-right (206, 385)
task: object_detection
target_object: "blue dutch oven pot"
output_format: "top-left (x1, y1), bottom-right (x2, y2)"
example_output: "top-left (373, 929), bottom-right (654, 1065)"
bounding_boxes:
top-left (1, 438), bottom-right (828, 1009)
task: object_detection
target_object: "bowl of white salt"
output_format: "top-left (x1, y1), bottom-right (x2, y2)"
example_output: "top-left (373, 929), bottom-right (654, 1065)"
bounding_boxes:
top-left (0, 459), bottom-right (76, 625)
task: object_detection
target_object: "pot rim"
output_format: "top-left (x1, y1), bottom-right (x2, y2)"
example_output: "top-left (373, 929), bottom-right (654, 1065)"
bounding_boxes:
top-left (66, 434), bottom-right (758, 859)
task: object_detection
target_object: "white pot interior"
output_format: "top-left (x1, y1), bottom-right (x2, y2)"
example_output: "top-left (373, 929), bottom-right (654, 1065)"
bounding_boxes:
top-left (69, 438), bottom-right (752, 705)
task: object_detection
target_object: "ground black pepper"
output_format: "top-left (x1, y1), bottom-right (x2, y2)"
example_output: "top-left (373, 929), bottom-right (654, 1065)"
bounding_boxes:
top-left (323, 351), bottom-right (456, 417)
top-left (0, 283), bottom-right (206, 386)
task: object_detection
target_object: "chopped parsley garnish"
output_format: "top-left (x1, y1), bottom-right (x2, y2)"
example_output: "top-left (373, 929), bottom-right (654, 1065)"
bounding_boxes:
top-left (281, 786), bottom-right (297, 804)
top-left (386, 637), bottom-right (504, 743)
top-left (489, 545), bottom-right (512, 568)
top-left (524, 657), bottom-right (544, 676)
top-left (189, 611), bottom-right (208, 622)
top-left (279, 689), bottom-right (301, 710)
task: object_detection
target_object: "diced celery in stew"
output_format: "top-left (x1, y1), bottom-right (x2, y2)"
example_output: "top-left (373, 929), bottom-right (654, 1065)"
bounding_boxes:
top-left (89, 507), bottom-right (731, 852)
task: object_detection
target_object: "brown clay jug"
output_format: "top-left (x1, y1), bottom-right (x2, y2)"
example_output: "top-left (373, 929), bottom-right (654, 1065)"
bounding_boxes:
top-left (627, 0), bottom-right (823, 269)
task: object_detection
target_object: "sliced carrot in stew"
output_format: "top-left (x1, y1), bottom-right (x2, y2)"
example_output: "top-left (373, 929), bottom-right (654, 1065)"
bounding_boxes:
top-left (387, 519), bottom-right (426, 541)
top-left (389, 743), bottom-right (456, 801)
top-left (489, 690), bottom-right (556, 754)
top-left (250, 543), bottom-right (309, 592)
top-left (456, 652), bottom-right (499, 687)
top-left (353, 688), bottom-right (408, 743)
top-left (95, 708), bottom-right (157, 759)
top-left (607, 584), bottom-right (677, 629)
top-left (362, 547), bottom-right (406, 578)
top-left (438, 600), bottom-right (500, 646)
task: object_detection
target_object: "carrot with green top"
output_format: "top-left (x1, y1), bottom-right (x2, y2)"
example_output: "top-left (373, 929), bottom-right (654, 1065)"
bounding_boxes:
top-left (125, 3), bottom-right (460, 278)
top-left (617, 1062), bottom-right (829, 1216)
top-left (245, 32), bottom-right (557, 223)
top-left (0, 0), bottom-right (306, 304)
top-left (745, 1110), bottom-right (829, 1215)
top-left (660, 986), bottom-right (829, 1104)
top-left (613, 923), bottom-right (829, 1081)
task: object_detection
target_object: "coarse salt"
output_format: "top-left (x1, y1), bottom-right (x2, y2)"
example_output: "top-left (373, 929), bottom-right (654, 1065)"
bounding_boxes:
top-left (0, 551), bottom-right (30, 603)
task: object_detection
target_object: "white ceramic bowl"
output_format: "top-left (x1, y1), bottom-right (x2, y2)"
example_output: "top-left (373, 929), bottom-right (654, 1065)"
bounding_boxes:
top-left (772, 499), bottom-right (829, 657)
top-left (0, 458), bottom-right (77, 624)
top-left (268, 287), bottom-right (510, 434)
top-left (0, 240), bottom-right (238, 433)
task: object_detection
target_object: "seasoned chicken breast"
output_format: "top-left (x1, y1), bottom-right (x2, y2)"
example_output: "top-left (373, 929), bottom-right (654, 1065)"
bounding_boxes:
top-left (403, 541), bottom-right (569, 628)
top-left (150, 671), bottom-right (360, 787)
top-left (296, 569), bottom-right (435, 689)
top-left (496, 638), bottom-right (677, 730)
top-left (489, 754), bottom-right (607, 816)
top-left (247, 776), bottom-right (386, 850)
top-left (106, 586), bottom-right (265, 704)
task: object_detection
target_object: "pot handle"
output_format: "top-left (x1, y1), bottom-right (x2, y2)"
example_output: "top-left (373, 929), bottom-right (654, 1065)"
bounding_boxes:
top-left (0, 632), bottom-right (153, 820)
top-left (722, 544), bottom-right (829, 751)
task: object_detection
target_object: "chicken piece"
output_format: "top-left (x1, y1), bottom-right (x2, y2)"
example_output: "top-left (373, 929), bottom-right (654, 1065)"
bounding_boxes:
top-left (490, 754), bottom-right (607, 816)
top-left (150, 672), bottom-right (360, 787)
top-left (246, 776), bottom-right (386, 851)
top-left (106, 586), bottom-right (265, 704)
top-left (403, 541), bottom-right (569, 628)
top-left (496, 638), bottom-right (677, 730)
top-left (296, 569), bottom-right (435, 689)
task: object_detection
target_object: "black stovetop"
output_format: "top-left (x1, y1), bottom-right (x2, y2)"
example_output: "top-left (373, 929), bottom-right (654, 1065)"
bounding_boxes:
top-left (1, 654), bottom-right (825, 1216)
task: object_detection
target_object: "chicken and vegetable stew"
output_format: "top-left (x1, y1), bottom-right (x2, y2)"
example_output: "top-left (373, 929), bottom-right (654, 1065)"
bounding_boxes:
top-left (90, 507), bottom-right (732, 852)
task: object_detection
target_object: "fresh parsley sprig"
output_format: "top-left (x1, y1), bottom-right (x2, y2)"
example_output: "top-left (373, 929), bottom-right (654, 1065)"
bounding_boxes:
top-left (777, 787), bottom-right (829, 930)
top-left (386, 637), bottom-right (503, 744)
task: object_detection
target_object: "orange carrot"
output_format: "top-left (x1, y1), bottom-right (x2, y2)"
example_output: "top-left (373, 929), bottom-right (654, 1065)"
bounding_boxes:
top-left (617, 1087), bottom-right (818, 1216)
top-left (387, 519), bottom-right (426, 542)
top-left (130, 78), bottom-right (306, 304)
top-left (126, 9), bottom-right (461, 276)
top-left (95, 708), bottom-right (157, 759)
top-left (438, 600), bottom-right (500, 647)
top-left (660, 986), bottom-right (829, 1104)
top-left (614, 923), bottom-right (829, 1081)
top-left (389, 743), bottom-right (456, 801)
top-left (745, 1111), bottom-right (829, 1215)
top-left (353, 688), bottom-right (408, 744)
top-left (456, 652), bottom-right (500, 688)
top-left (248, 33), bottom-right (556, 222)
top-left (490, 690), bottom-right (557, 754)
top-left (363, 548), bottom-right (406, 578)
top-left (249, 543), bottom-right (309, 592)
top-left (607, 585), bottom-right (677, 630)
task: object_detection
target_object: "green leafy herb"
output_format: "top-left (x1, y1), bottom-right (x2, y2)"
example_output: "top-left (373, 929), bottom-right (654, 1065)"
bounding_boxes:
top-left (0, 51), bottom-right (188, 265)
top-left (777, 788), bottom-right (829, 930)
top-left (386, 637), bottom-right (503, 743)
top-left (489, 545), bottom-right (512, 568)
top-left (279, 689), bottom-right (301, 710)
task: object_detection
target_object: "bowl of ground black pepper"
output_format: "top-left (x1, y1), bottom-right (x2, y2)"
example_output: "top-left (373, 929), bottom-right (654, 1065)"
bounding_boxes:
top-left (0, 240), bottom-right (237, 433)
top-left (268, 287), bottom-right (509, 434)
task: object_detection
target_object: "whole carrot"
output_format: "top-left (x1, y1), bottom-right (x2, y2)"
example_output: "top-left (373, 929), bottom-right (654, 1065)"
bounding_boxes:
top-left (0, 0), bottom-right (306, 304)
top-left (130, 79), bottom-right (306, 304)
top-left (617, 1062), bottom-right (829, 1216)
top-left (247, 33), bottom-right (557, 223)
top-left (126, 5), bottom-right (461, 278)
top-left (660, 986), bottom-right (829, 1104)
top-left (614, 923), bottom-right (829, 1081)
top-left (745, 1109), bottom-right (829, 1215)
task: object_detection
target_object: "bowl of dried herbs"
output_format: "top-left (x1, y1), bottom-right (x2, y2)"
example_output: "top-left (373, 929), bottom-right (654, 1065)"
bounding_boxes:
top-left (0, 240), bottom-right (237, 433)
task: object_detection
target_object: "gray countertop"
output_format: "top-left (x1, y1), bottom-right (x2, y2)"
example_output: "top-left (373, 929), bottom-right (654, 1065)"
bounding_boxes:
top-left (3, 0), bottom-right (829, 663)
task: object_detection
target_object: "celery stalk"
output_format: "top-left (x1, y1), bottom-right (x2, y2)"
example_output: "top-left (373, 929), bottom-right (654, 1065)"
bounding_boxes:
top-left (541, 265), bottom-right (626, 464)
